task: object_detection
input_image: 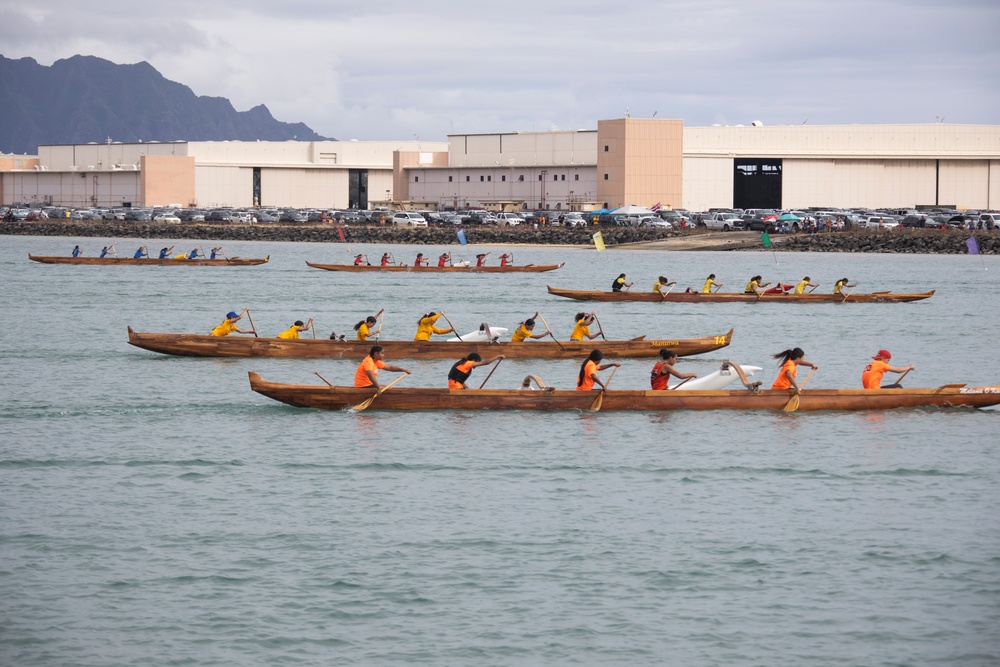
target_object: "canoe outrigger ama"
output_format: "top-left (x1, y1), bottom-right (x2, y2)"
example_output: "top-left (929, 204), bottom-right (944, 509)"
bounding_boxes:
top-left (248, 369), bottom-right (1000, 413)
top-left (126, 326), bottom-right (734, 360)
top-left (546, 285), bottom-right (935, 303)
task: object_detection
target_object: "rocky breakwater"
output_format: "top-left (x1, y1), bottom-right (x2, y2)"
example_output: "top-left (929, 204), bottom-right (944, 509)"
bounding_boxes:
top-left (1, 220), bottom-right (676, 247)
top-left (767, 229), bottom-right (997, 254)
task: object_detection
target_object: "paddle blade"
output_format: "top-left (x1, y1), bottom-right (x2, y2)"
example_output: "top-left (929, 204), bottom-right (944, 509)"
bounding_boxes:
top-left (588, 392), bottom-right (604, 412)
top-left (783, 395), bottom-right (800, 412)
top-left (352, 393), bottom-right (378, 412)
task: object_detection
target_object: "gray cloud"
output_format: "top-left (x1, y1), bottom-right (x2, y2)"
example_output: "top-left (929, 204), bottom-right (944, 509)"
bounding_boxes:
top-left (2, 0), bottom-right (997, 142)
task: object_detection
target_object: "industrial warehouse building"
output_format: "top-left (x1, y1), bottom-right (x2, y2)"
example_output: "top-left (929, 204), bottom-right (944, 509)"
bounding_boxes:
top-left (2, 119), bottom-right (998, 212)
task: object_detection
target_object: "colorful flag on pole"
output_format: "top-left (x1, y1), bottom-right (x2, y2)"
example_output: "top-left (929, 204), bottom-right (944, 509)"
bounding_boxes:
top-left (967, 236), bottom-right (980, 255)
top-left (457, 228), bottom-right (468, 245)
top-left (593, 231), bottom-right (606, 252)
top-left (650, 202), bottom-right (662, 212)
top-left (762, 231), bottom-right (772, 248)
top-left (337, 226), bottom-right (346, 243)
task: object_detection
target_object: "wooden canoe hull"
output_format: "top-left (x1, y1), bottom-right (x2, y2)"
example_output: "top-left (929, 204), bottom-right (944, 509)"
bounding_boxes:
top-left (248, 373), bottom-right (1000, 412)
top-left (307, 262), bottom-right (564, 273)
top-left (127, 327), bottom-right (733, 359)
top-left (546, 285), bottom-right (935, 303)
top-left (28, 254), bottom-right (269, 266)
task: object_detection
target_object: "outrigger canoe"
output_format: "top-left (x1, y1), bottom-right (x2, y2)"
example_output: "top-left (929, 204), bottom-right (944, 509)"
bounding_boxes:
top-left (546, 285), bottom-right (935, 303)
top-left (127, 326), bottom-right (733, 359)
top-left (248, 372), bottom-right (1000, 412)
top-left (307, 262), bottom-right (564, 273)
top-left (29, 254), bottom-right (269, 266)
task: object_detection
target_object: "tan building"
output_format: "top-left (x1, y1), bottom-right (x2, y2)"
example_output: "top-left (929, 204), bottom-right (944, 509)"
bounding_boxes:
top-left (2, 121), bottom-right (998, 212)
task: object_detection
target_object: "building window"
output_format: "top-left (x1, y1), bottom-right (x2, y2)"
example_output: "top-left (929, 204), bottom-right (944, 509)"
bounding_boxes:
top-left (414, 176), bottom-right (419, 183)
top-left (518, 175), bottom-right (524, 182)
top-left (466, 176), bottom-right (470, 182)
top-left (319, 152), bottom-right (337, 163)
top-left (604, 174), bottom-right (609, 180)
top-left (604, 146), bottom-right (609, 152)
top-left (561, 175), bottom-right (565, 181)
top-left (487, 175), bottom-right (491, 182)
top-left (553, 174), bottom-right (558, 181)
top-left (574, 174), bottom-right (579, 181)
top-left (448, 176), bottom-right (453, 182)
top-left (480, 175), bottom-right (484, 182)
top-left (538, 175), bottom-right (542, 181)
top-left (501, 175), bottom-right (506, 182)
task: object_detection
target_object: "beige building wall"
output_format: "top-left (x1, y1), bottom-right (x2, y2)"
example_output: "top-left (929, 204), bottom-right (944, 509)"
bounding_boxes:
top-left (682, 158), bottom-right (733, 212)
top-left (448, 131), bottom-right (597, 168)
top-left (260, 168), bottom-right (350, 208)
top-left (597, 118), bottom-right (683, 210)
top-left (393, 151), bottom-right (449, 202)
top-left (141, 155), bottom-right (195, 207)
top-left (938, 160), bottom-right (992, 210)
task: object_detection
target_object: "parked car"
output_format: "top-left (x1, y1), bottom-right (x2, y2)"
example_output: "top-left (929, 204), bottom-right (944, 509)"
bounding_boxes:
top-left (978, 213), bottom-right (1000, 230)
top-left (495, 212), bottom-right (525, 226)
top-left (153, 212), bottom-right (181, 223)
top-left (699, 212), bottom-right (745, 231)
top-left (638, 216), bottom-right (673, 228)
top-left (392, 211), bottom-right (428, 227)
top-left (561, 212), bottom-right (588, 227)
top-left (862, 216), bottom-right (900, 229)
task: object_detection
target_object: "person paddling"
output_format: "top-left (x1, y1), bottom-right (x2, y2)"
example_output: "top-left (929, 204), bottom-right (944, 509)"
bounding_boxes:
top-left (414, 253), bottom-right (428, 267)
top-left (702, 274), bottom-right (723, 293)
top-left (771, 347), bottom-right (818, 394)
top-left (438, 252), bottom-right (452, 267)
top-left (353, 254), bottom-right (365, 266)
top-left (499, 253), bottom-right (512, 267)
top-left (834, 277), bottom-right (856, 295)
top-left (570, 312), bottom-right (601, 341)
top-left (210, 247), bottom-right (223, 260)
top-left (448, 353), bottom-right (505, 389)
top-left (133, 245), bottom-right (148, 259)
top-left (210, 309), bottom-right (251, 336)
top-left (380, 253), bottom-right (392, 266)
top-left (576, 350), bottom-right (620, 391)
top-left (476, 253), bottom-right (490, 267)
top-left (72, 245), bottom-right (82, 258)
top-left (611, 273), bottom-right (634, 292)
top-left (862, 349), bottom-right (914, 388)
top-left (158, 246), bottom-right (174, 259)
top-left (745, 275), bottom-right (769, 295)
top-left (354, 345), bottom-right (411, 390)
top-left (277, 319), bottom-right (313, 339)
top-left (794, 276), bottom-right (819, 294)
top-left (650, 350), bottom-right (697, 390)
top-left (353, 309), bottom-right (384, 341)
top-left (652, 276), bottom-right (676, 296)
top-left (511, 312), bottom-right (550, 342)
top-left (414, 311), bottom-right (455, 341)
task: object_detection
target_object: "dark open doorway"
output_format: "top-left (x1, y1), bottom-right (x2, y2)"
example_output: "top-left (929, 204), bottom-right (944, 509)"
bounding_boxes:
top-left (349, 170), bottom-right (368, 209)
top-left (733, 159), bottom-right (782, 210)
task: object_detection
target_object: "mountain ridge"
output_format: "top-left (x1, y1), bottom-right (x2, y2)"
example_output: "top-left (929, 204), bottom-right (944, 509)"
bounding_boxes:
top-left (0, 55), bottom-right (333, 155)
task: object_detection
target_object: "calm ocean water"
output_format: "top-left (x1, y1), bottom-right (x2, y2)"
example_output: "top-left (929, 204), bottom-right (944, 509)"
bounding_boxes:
top-left (2, 233), bottom-right (999, 667)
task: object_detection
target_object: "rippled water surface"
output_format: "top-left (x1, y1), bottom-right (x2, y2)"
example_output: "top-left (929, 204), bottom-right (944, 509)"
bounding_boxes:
top-left (2, 234), bottom-right (1000, 666)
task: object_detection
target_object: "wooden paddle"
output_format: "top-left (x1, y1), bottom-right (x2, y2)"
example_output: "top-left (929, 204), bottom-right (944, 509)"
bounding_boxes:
top-left (783, 368), bottom-right (816, 412)
top-left (310, 317), bottom-right (316, 339)
top-left (671, 376), bottom-right (693, 390)
top-left (440, 313), bottom-right (462, 341)
top-left (314, 371), bottom-right (333, 386)
top-left (592, 314), bottom-right (607, 341)
top-left (245, 308), bottom-right (259, 338)
top-left (353, 373), bottom-right (408, 412)
top-left (478, 358), bottom-right (503, 389)
top-left (841, 286), bottom-right (856, 303)
top-left (893, 368), bottom-right (912, 387)
top-left (536, 313), bottom-right (566, 352)
top-left (374, 308), bottom-right (385, 342)
top-left (589, 365), bottom-right (619, 412)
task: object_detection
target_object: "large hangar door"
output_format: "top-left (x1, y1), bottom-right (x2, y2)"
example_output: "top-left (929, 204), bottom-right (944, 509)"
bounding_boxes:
top-left (733, 159), bottom-right (782, 210)
top-left (349, 170), bottom-right (368, 210)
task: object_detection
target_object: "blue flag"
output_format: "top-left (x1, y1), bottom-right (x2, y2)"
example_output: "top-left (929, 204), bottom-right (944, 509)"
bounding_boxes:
top-left (457, 228), bottom-right (467, 246)
top-left (967, 236), bottom-right (980, 255)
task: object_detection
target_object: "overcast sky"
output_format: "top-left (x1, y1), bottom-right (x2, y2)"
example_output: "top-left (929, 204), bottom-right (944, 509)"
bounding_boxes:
top-left (3, 0), bottom-right (998, 142)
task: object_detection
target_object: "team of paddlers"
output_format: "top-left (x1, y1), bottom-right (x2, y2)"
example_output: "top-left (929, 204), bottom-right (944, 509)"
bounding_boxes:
top-left (71, 244), bottom-right (229, 260)
top-left (352, 251), bottom-right (515, 267)
top-left (208, 308), bottom-right (913, 392)
top-left (609, 272), bottom-right (860, 296)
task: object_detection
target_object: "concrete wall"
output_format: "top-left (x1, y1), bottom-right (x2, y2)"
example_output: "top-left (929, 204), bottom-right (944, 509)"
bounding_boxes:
top-left (596, 118), bottom-right (683, 210)
top-left (141, 155), bottom-right (195, 207)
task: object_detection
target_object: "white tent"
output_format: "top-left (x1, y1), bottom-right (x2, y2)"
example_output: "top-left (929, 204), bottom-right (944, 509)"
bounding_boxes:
top-left (611, 204), bottom-right (656, 216)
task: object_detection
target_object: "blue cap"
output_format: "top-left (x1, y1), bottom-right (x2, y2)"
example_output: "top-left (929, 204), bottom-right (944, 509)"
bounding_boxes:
top-left (227, 311), bottom-right (239, 319)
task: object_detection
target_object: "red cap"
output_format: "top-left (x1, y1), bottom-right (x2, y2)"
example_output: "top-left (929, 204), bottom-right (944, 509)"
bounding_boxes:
top-left (872, 349), bottom-right (892, 360)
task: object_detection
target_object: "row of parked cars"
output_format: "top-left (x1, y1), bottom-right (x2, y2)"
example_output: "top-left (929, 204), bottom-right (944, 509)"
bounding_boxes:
top-left (673, 208), bottom-right (1000, 233)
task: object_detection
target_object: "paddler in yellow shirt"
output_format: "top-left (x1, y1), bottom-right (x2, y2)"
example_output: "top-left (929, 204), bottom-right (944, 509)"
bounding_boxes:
top-left (570, 312), bottom-right (601, 341)
top-left (210, 309), bottom-right (252, 336)
top-left (277, 318), bottom-right (313, 339)
top-left (511, 312), bottom-right (550, 342)
top-left (794, 276), bottom-right (819, 294)
top-left (414, 311), bottom-right (455, 341)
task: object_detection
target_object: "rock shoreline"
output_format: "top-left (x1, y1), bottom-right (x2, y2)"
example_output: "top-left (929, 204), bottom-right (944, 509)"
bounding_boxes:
top-left (0, 220), bottom-right (673, 247)
top-left (2, 221), bottom-right (994, 253)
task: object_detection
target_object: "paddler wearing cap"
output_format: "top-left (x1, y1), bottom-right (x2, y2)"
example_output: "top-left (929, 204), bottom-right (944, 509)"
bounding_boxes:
top-left (862, 349), bottom-right (914, 389)
top-left (209, 309), bottom-right (251, 336)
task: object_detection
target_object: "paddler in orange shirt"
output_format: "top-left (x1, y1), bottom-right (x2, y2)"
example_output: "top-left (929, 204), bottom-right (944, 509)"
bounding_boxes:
top-left (354, 345), bottom-right (411, 389)
top-left (771, 347), bottom-right (818, 393)
top-left (862, 349), bottom-right (914, 388)
top-left (576, 350), bottom-right (620, 391)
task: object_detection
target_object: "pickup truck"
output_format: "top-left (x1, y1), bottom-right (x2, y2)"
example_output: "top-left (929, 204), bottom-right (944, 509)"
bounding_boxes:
top-left (698, 213), bottom-right (745, 231)
top-left (495, 213), bottom-right (524, 226)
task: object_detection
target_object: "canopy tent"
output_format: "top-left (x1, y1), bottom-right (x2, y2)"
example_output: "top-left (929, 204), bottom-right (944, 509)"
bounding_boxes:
top-left (611, 204), bottom-right (657, 216)
top-left (777, 213), bottom-right (802, 221)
